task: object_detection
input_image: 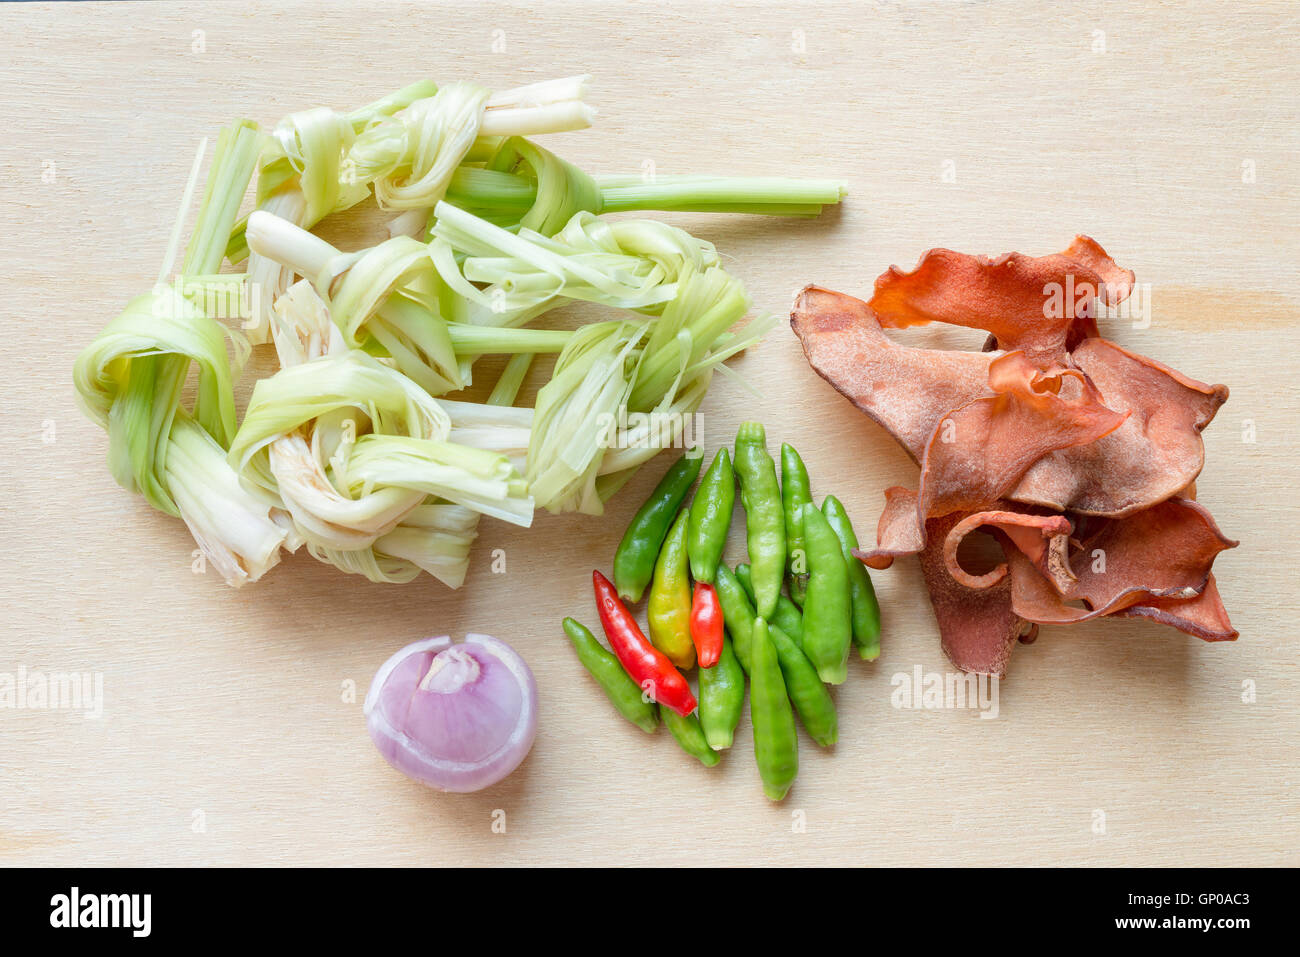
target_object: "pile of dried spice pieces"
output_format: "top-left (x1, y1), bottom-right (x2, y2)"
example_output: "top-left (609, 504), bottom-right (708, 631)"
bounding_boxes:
top-left (562, 422), bottom-right (880, 801)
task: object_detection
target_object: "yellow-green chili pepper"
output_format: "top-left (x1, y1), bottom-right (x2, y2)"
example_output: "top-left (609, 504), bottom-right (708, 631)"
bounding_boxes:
top-left (662, 705), bottom-right (721, 767)
top-left (613, 450), bottom-right (703, 602)
top-left (698, 635), bottom-right (745, 750)
top-left (719, 565), bottom-right (835, 745)
top-left (800, 503), bottom-right (853, 684)
top-left (750, 617), bottom-right (798, 801)
top-left (687, 448), bottom-right (735, 584)
top-left (734, 422), bottom-right (784, 619)
top-left (736, 561), bottom-right (805, 650)
top-left (562, 618), bottom-right (659, 734)
top-left (780, 443), bottom-right (813, 605)
top-left (822, 495), bottom-right (882, 660)
top-left (647, 509), bottom-right (695, 669)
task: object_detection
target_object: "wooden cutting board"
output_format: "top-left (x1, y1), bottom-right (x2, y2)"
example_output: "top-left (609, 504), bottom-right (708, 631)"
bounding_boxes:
top-left (2, 0), bottom-right (1296, 866)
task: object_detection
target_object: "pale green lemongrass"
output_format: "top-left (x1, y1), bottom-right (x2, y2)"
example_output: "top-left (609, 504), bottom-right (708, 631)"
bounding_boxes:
top-left (247, 211), bottom-right (462, 393)
top-left (74, 119), bottom-right (260, 515)
top-left (268, 430), bottom-right (423, 551)
top-left (440, 136), bottom-right (845, 232)
top-left (242, 189), bottom-right (308, 343)
top-left (165, 415), bottom-right (292, 587)
top-left (229, 348), bottom-right (453, 495)
top-left (351, 83), bottom-right (492, 210)
top-left (343, 435), bottom-right (533, 527)
top-left (526, 320), bottom-right (645, 514)
top-left (430, 202), bottom-right (694, 312)
top-left (307, 385), bottom-right (532, 585)
top-left (593, 173), bottom-right (845, 216)
top-left (268, 279), bottom-right (346, 368)
top-left (262, 282), bottom-right (423, 551)
top-left (441, 396), bottom-right (534, 473)
top-left (248, 210), bottom-right (567, 392)
top-left (311, 501), bottom-right (479, 587)
top-left (348, 76), bottom-right (593, 211)
top-left (487, 352), bottom-right (534, 407)
top-left (233, 80), bottom-right (439, 340)
top-left (627, 265), bottom-right (751, 411)
top-left (521, 265), bottom-right (768, 513)
top-left (373, 503), bottom-right (481, 588)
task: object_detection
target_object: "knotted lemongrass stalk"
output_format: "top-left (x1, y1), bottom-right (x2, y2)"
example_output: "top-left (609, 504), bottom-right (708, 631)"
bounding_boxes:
top-left (251, 280), bottom-right (517, 586)
top-left (236, 81), bottom-right (439, 344)
top-left (237, 76), bottom-right (593, 343)
top-left (74, 120), bottom-right (296, 586)
top-left (425, 202), bottom-right (772, 513)
top-left (245, 209), bottom-right (571, 397)
top-left (230, 278), bottom-right (534, 586)
top-left (349, 76), bottom-right (594, 211)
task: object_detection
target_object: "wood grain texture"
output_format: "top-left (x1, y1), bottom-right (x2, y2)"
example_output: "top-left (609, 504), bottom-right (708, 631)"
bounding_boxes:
top-left (1, 0), bottom-right (1297, 866)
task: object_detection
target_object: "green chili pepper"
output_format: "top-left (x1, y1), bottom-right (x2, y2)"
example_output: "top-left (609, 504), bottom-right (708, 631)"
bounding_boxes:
top-left (733, 423), bottom-right (784, 620)
top-left (780, 443), bottom-right (814, 605)
top-left (714, 564), bottom-right (756, 671)
top-left (749, 617), bottom-right (798, 801)
top-left (698, 636), bottom-right (745, 750)
top-left (613, 450), bottom-right (703, 602)
top-left (562, 618), bottom-right (659, 733)
top-left (722, 564), bottom-right (832, 743)
top-left (686, 448), bottom-right (735, 584)
top-left (647, 509), bottom-right (696, 669)
top-left (766, 621), bottom-right (836, 747)
top-left (662, 705), bottom-right (721, 767)
top-left (822, 495), bottom-right (882, 660)
top-left (736, 562), bottom-right (804, 650)
top-left (800, 503), bottom-right (853, 685)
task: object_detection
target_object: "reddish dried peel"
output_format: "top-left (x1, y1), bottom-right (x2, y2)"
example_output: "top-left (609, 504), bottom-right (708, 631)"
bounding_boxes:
top-left (855, 486), bottom-right (922, 570)
top-left (1010, 337), bottom-right (1229, 516)
top-left (1117, 574), bottom-right (1238, 641)
top-left (917, 510), bottom-right (1025, 676)
top-left (943, 510), bottom-right (1073, 591)
top-left (796, 238), bottom-right (1236, 673)
top-left (791, 285), bottom-right (997, 462)
top-left (1004, 498), bottom-right (1238, 625)
top-left (917, 352), bottom-right (1128, 522)
top-left (868, 236), bottom-right (1135, 366)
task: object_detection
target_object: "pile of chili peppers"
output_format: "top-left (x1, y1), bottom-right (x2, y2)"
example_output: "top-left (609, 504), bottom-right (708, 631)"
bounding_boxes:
top-left (562, 423), bottom-right (882, 801)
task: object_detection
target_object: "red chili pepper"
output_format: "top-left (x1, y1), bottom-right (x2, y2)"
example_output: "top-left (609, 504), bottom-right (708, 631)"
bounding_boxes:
top-left (690, 582), bottom-right (725, 669)
top-left (592, 570), bottom-right (697, 716)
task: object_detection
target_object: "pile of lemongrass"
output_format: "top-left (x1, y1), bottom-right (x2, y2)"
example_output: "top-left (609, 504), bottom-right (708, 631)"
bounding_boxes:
top-left (74, 76), bottom-right (843, 588)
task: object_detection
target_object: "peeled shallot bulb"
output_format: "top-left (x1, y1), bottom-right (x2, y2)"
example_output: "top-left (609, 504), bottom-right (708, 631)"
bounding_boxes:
top-left (365, 634), bottom-right (538, 792)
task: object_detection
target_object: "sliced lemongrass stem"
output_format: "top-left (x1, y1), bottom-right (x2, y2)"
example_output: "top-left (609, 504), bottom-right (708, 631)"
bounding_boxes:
top-left (595, 175), bottom-right (845, 213)
top-left (184, 120), bottom-right (263, 277)
top-left (245, 209), bottom-right (340, 277)
top-left (488, 353), bottom-right (534, 407)
top-left (479, 101), bottom-right (595, 137)
top-left (447, 325), bottom-right (572, 355)
top-left (487, 75), bottom-right (590, 110)
top-left (345, 78), bottom-right (440, 130)
top-left (159, 136), bottom-right (209, 285)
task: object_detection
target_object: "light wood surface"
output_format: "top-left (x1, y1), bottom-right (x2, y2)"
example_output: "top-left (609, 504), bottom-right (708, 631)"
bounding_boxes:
top-left (2, 0), bottom-right (1297, 867)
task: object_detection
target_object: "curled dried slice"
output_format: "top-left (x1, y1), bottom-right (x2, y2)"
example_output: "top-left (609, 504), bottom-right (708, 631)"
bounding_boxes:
top-left (856, 486), bottom-right (923, 570)
top-left (942, 509), bottom-right (1073, 590)
top-left (791, 285), bottom-right (997, 462)
top-left (918, 510), bottom-right (1027, 676)
top-left (1010, 337), bottom-right (1229, 516)
top-left (917, 351), bottom-right (1128, 521)
top-left (868, 236), bottom-right (1134, 366)
top-left (1116, 574), bottom-right (1238, 641)
top-left (1004, 498), bottom-right (1238, 625)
